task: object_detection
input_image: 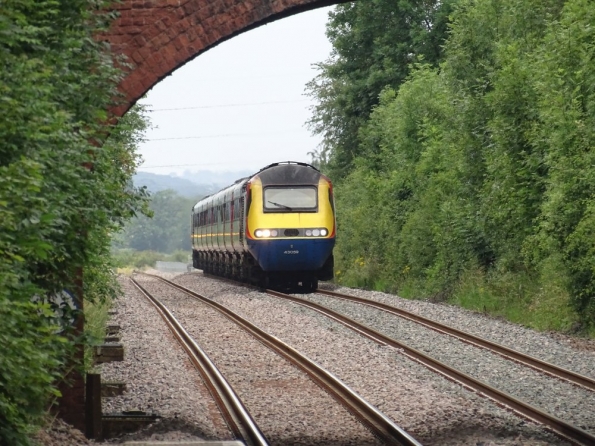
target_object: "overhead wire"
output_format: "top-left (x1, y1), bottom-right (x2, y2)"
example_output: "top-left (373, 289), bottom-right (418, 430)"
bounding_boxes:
top-left (144, 71), bottom-right (310, 85)
top-left (148, 99), bottom-right (309, 112)
top-left (146, 129), bottom-right (304, 141)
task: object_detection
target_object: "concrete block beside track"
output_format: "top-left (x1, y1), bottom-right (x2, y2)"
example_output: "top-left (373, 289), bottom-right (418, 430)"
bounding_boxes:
top-left (94, 344), bottom-right (124, 363)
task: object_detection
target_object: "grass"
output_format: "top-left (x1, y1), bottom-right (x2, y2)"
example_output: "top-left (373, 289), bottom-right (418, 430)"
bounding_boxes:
top-left (112, 248), bottom-right (191, 269)
top-left (116, 266), bottom-right (134, 276)
top-left (84, 296), bottom-right (113, 372)
top-left (449, 268), bottom-right (579, 333)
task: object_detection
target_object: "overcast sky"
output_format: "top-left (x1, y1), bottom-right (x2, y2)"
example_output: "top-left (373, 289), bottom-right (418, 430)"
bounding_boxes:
top-left (136, 6), bottom-right (334, 177)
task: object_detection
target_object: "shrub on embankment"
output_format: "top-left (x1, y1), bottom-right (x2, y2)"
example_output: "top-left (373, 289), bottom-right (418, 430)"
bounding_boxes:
top-left (0, 1), bottom-right (150, 444)
top-left (309, 0), bottom-right (595, 334)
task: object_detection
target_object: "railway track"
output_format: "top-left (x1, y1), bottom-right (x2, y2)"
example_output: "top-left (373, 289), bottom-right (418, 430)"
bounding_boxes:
top-left (259, 288), bottom-right (595, 446)
top-left (183, 272), bottom-right (594, 445)
top-left (130, 277), bottom-right (268, 446)
top-left (134, 272), bottom-right (422, 446)
top-left (315, 288), bottom-right (595, 392)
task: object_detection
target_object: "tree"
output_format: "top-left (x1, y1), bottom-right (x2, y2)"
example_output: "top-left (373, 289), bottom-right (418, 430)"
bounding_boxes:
top-left (0, 1), bottom-right (150, 443)
top-left (306, 0), bottom-right (456, 179)
top-left (321, 0), bottom-right (595, 328)
top-left (526, 0), bottom-right (595, 323)
top-left (116, 190), bottom-right (197, 253)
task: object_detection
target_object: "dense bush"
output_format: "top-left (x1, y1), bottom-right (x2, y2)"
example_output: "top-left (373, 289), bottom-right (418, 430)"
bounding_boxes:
top-left (113, 190), bottom-right (197, 253)
top-left (0, 1), bottom-right (150, 443)
top-left (313, 0), bottom-right (595, 331)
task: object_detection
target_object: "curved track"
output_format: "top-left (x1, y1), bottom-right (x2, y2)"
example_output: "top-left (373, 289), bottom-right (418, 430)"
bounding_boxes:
top-left (130, 277), bottom-right (268, 446)
top-left (259, 288), bottom-right (595, 446)
top-left (138, 273), bottom-right (422, 446)
top-left (316, 289), bottom-right (595, 392)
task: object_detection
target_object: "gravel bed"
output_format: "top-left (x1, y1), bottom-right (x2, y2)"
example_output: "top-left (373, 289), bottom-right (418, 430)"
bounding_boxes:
top-left (97, 277), bottom-right (232, 444)
top-left (322, 285), bottom-right (595, 377)
top-left (173, 272), bottom-right (573, 446)
top-left (300, 292), bottom-right (595, 433)
top-left (134, 274), bottom-right (383, 446)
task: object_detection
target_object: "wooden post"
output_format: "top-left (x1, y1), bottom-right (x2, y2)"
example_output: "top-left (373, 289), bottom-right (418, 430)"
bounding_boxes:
top-left (85, 373), bottom-right (102, 439)
top-left (55, 268), bottom-right (86, 432)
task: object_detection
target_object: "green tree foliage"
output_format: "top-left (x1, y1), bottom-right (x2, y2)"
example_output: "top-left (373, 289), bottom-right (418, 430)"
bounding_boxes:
top-left (306, 0), bottom-right (456, 177)
top-left (0, 1), bottom-right (150, 443)
top-left (527, 0), bottom-right (595, 322)
top-left (318, 0), bottom-right (595, 329)
top-left (113, 189), bottom-right (197, 253)
top-left (335, 66), bottom-right (482, 292)
top-left (0, 300), bottom-right (69, 445)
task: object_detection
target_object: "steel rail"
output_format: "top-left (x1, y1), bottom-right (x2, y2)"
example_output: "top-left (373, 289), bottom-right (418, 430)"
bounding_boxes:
top-left (129, 277), bottom-right (269, 446)
top-left (262, 289), bottom-right (595, 446)
top-left (316, 289), bottom-right (595, 392)
top-left (141, 273), bottom-right (422, 446)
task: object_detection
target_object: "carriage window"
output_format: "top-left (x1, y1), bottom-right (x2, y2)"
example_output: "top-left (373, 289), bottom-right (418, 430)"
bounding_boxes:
top-left (263, 187), bottom-right (317, 212)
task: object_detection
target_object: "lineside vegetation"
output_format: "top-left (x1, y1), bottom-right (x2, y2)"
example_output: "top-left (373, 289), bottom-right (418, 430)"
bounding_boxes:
top-left (0, 1), bottom-right (150, 444)
top-left (308, 0), bottom-right (595, 333)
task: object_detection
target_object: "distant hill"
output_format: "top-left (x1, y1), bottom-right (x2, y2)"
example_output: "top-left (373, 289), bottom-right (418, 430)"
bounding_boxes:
top-left (133, 172), bottom-right (216, 199)
top-left (133, 170), bottom-right (254, 199)
top-left (176, 169), bottom-right (254, 186)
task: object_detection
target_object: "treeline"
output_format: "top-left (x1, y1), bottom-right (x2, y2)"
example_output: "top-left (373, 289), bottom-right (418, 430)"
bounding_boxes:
top-left (0, 1), bottom-right (149, 444)
top-left (309, 0), bottom-right (595, 331)
top-left (113, 189), bottom-right (200, 254)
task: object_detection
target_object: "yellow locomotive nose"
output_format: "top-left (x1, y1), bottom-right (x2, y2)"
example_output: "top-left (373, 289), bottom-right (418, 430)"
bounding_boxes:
top-left (191, 162), bottom-right (336, 291)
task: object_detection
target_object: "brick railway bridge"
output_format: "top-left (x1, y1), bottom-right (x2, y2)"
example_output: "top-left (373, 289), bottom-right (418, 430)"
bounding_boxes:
top-left (108, 0), bottom-right (342, 116)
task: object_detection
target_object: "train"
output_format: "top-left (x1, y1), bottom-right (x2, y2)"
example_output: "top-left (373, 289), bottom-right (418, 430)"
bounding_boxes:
top-left (191, 161), bottom-right (336, 292)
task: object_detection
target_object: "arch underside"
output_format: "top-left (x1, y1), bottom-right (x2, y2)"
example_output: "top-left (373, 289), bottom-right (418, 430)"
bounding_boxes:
top-left (106, 0), bottom-right (344, 116)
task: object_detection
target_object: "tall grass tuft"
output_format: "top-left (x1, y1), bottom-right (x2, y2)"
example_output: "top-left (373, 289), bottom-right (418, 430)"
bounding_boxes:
top-left (449, 268), bottom-right (578, 333)
top-left (84, 296), bottom-right (113, 372)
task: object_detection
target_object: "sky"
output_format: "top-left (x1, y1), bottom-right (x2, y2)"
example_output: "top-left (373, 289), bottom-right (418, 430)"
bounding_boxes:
top-left (136, 6), bottom-right (334, 177)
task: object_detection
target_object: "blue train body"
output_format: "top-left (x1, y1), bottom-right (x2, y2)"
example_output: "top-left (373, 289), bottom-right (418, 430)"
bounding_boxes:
top-left (191, 162), bottom-right (336, 291)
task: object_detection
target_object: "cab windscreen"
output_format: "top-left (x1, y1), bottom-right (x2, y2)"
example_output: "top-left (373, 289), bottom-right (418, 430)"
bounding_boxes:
top-left (263, 186), bottom-right (317, 212)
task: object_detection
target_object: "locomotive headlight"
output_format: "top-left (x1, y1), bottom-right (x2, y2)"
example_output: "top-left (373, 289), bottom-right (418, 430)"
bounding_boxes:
top-left (312, 229), bottom-right (320, 237)
top-left (305, 229), bottom-right (313, 236)
top-left (255, 229), bottom-right (278, 238)
top-left (320, 228), bottom-right (328, 236)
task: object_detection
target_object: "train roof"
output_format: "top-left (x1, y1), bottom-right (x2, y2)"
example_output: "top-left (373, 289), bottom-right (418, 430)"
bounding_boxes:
top-left (192, 161), bottom-right (320, 207)
top-left (255, 161), bottom-right (321, 186)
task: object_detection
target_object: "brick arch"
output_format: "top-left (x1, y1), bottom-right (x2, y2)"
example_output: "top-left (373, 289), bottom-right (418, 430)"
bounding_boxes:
top-left (106, 0), bottom-right (342, 116)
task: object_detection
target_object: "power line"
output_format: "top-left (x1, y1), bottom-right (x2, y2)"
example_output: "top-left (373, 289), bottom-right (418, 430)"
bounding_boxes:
top-left (139, 159), bottom-right (313, 169)
top-left (147, 129), bottom-right (304, 141)
top-left (148, 99), bottom-right (309, 112)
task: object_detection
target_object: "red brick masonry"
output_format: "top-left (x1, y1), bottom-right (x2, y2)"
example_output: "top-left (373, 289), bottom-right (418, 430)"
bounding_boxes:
top-left (102, 0), bottom-right (341, 116)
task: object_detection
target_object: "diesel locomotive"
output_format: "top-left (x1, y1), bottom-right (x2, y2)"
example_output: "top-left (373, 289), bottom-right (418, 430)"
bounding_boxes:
top-left (191, 161), bottom-right (335, 291)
